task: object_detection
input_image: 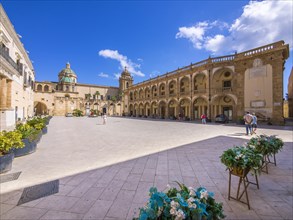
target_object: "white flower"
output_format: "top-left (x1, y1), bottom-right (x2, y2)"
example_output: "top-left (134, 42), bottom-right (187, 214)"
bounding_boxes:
top-left (171, 201), bottom-right (179, 208)
top-left (175, 209), bottom-right (186, 220)
top-left (187, 197), bottom-right (195, 203)
top-left (166, 184), bottom-right (171, 189)
top-left (200, 190), bottom-right (209, 200)
top-left (158, 207), bottom-right (163, 215)
top-left (189, 188), bottom-right (195, 196)
top-left (170, 207), bottom-right (177, 215)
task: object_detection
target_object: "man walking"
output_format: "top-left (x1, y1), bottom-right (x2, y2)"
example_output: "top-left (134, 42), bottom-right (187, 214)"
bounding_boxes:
top-left (243, 112), bottom-right (253, 135)
top-left (251, 113), bottom-right (257, 134)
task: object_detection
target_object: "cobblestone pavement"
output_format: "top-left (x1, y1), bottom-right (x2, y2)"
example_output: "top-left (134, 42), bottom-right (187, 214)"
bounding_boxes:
top-left (0, 117), bottom-right (292, 219)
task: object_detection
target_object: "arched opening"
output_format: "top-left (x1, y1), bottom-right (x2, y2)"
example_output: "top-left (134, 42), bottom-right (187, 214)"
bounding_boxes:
top-left (211, 95), bottom-right (236, 121)
top-left (168, 99), bottom-right (178, 119)
top-left (37, 84), bottom-right (42, 92)
top-left (193, 73), bottom-right (207, 94)
top-left (145, 87), bottom-right (151, 99)
top-left (158, 101), bottom-right (167, 119)
top-left (139, 89), bottom-right (144, 99)
top-left (129, 104), bottom-right (134, 116)
top-left (139, 103), bottom-right (144, 116)
top-left (34, 101), bottom-right (48, 116)
top-left (193, 97), bottom-right (208, 119)
top-left (130, 92), bottom-right (133, 101)
top-left (151, 101), bottom-right (158, 117)
top-left (44, 85), bottom-right (49, 92)
top-left (179, 98), bottom-right (191, 119)
top-left (180, 77), bottom-right (190, 95)
top-left (151, 85), bottom-right (157, 98)
top-left (212, 68), bottom-right (233, 93)
top-left (159, 83), bottom-right (166, 97)
top-left (168, 80), bottom-right (177, 97)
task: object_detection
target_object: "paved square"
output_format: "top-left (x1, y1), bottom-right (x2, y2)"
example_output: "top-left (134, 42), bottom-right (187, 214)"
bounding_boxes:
top-left (0, 117), bottom-right (292, 219)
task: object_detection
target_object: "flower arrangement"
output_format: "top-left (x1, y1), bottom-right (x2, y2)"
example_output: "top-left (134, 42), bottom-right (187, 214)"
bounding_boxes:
top-left (135, 182), bottom-right (225, 220)
top-left (220, 146), bottom-right (263, 174)
top-left (247, 135), bottom-right (283, 156)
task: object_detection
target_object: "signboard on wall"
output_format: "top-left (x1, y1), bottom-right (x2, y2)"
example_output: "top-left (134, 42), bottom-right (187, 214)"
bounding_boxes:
top-left (251, 100), bottom-right (265, 107)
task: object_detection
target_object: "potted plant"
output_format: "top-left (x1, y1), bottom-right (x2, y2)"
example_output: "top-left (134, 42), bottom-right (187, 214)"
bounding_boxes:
top-left (27, 117), bottom-right (46, 137)
top-left (247, 135), bottom-right (283, 156)
top-left (247, 135), bottom-right (283, 168)
top-left (220, 146), bottom-right (263, 176)
top-left (135, 182), bottom-right (225, 220)
top-left (14, 124), bottom-right (38, 157)
top-left (0, 130), bottom-right (24, 173)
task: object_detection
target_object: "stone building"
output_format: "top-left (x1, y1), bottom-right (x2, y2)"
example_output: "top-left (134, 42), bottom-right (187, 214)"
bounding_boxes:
top-left (122, 41), bottom-right (289, 125)
top-left (0, 4), bottom-right (35, 131)
top-left (34, 63), bottom-right (121, 116)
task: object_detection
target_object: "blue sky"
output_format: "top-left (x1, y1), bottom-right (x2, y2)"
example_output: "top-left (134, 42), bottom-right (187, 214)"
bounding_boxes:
top-left (2, 1), bottom-right (292, 96)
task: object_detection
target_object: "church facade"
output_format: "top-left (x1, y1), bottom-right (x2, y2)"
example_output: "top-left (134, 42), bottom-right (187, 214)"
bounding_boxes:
top-left (34, 63), bottom-right (121, 116)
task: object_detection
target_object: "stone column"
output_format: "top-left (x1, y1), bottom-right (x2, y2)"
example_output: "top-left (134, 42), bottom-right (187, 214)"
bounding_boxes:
top-left (271, 60), bottom-right (285, 124)
top-left (0, 78), bottom-right (7, 109)
top-left (6, 79), bottom-right (12, 108)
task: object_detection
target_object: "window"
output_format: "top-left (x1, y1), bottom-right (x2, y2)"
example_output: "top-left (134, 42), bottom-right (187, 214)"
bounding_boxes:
top-left (37, 84), bottom-right (42, 92)
top-left (101, 95), bottom-right (104, 100)
top-left (107, 95), bottom-right (111, 100)
top-left (44, 85), bottom-right (49, 92)
top-left (126, 82), bottom-right (129, 88)
top-left (223, 80), bottom-right (231, 88)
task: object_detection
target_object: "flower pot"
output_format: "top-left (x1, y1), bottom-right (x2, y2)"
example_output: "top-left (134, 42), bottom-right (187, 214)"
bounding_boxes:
top-left (0, 151), bottom-right (14, 174)
top-left (14, 139), bottom-right (37, 157)
top-left (42, 127), bottom-right (47, 134)
top-left (34, 131), bottom-right (42, 144)
top-left (230, 167), bottom-right (250, 177)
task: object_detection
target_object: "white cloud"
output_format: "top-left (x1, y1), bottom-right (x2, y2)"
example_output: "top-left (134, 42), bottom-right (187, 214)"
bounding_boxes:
top-left (98, 72), bottom-right (109, 78)
top-left (114, 73), bottom-right (120, 79)
top-left (176, 0), bottom-right (293, 54)
top-left (176, 21), bottom-right (209, 49)
top-left (98, 49), bottom-right (145, 77)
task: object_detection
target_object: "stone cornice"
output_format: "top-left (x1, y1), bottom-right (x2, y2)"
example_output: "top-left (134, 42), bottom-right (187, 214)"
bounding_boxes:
top-left (0, 4), bottom-right (34, 71)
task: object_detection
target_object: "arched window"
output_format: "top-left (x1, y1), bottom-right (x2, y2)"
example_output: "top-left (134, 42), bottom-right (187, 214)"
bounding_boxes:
top-left (44, 85), bottom-right (49, 92)
top-left (37, 84), bottom-right (42, 92)
top-left (126, 82), bottom-right (129, 88)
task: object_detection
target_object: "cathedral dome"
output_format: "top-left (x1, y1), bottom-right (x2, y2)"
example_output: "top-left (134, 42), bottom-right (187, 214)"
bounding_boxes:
top-left (60, 76), bottom-right (73, 83)
top-left (58, 62), bottom-right (77, 83)
top-left (58, 62), bottom-right (77, 77)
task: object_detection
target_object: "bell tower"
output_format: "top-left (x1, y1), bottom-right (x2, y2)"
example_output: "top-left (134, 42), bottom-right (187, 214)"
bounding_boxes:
top-left (119, 67), bottom-right (133, 92)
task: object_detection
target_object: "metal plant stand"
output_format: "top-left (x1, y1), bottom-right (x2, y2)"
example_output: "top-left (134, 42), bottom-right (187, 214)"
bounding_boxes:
top-left (228, 168), bottom-right (259, 210)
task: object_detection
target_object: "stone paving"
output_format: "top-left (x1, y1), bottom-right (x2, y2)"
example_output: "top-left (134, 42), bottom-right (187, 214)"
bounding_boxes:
top-left (0, 117), bottom-right (292, 219)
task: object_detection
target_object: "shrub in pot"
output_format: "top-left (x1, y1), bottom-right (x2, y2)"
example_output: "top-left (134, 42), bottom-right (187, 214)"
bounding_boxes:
top-left (0, 130), bottom-right (24, 173)
top-left (14, 124), bottom-right (38, 157)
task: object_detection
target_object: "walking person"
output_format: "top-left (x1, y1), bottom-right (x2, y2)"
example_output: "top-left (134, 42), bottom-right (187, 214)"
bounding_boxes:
top-left (251, 112), bottom-right (258, 134)
top-left (102, 113), bottom-right (107, 125)
top-left (201, 113), bottom-right (207, 124)
top-left (243, 112), bottom-right (253, 135)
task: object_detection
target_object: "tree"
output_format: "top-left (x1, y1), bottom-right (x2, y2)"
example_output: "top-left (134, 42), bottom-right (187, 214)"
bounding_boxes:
top-left (85, 93), bottom-right (91, 100)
